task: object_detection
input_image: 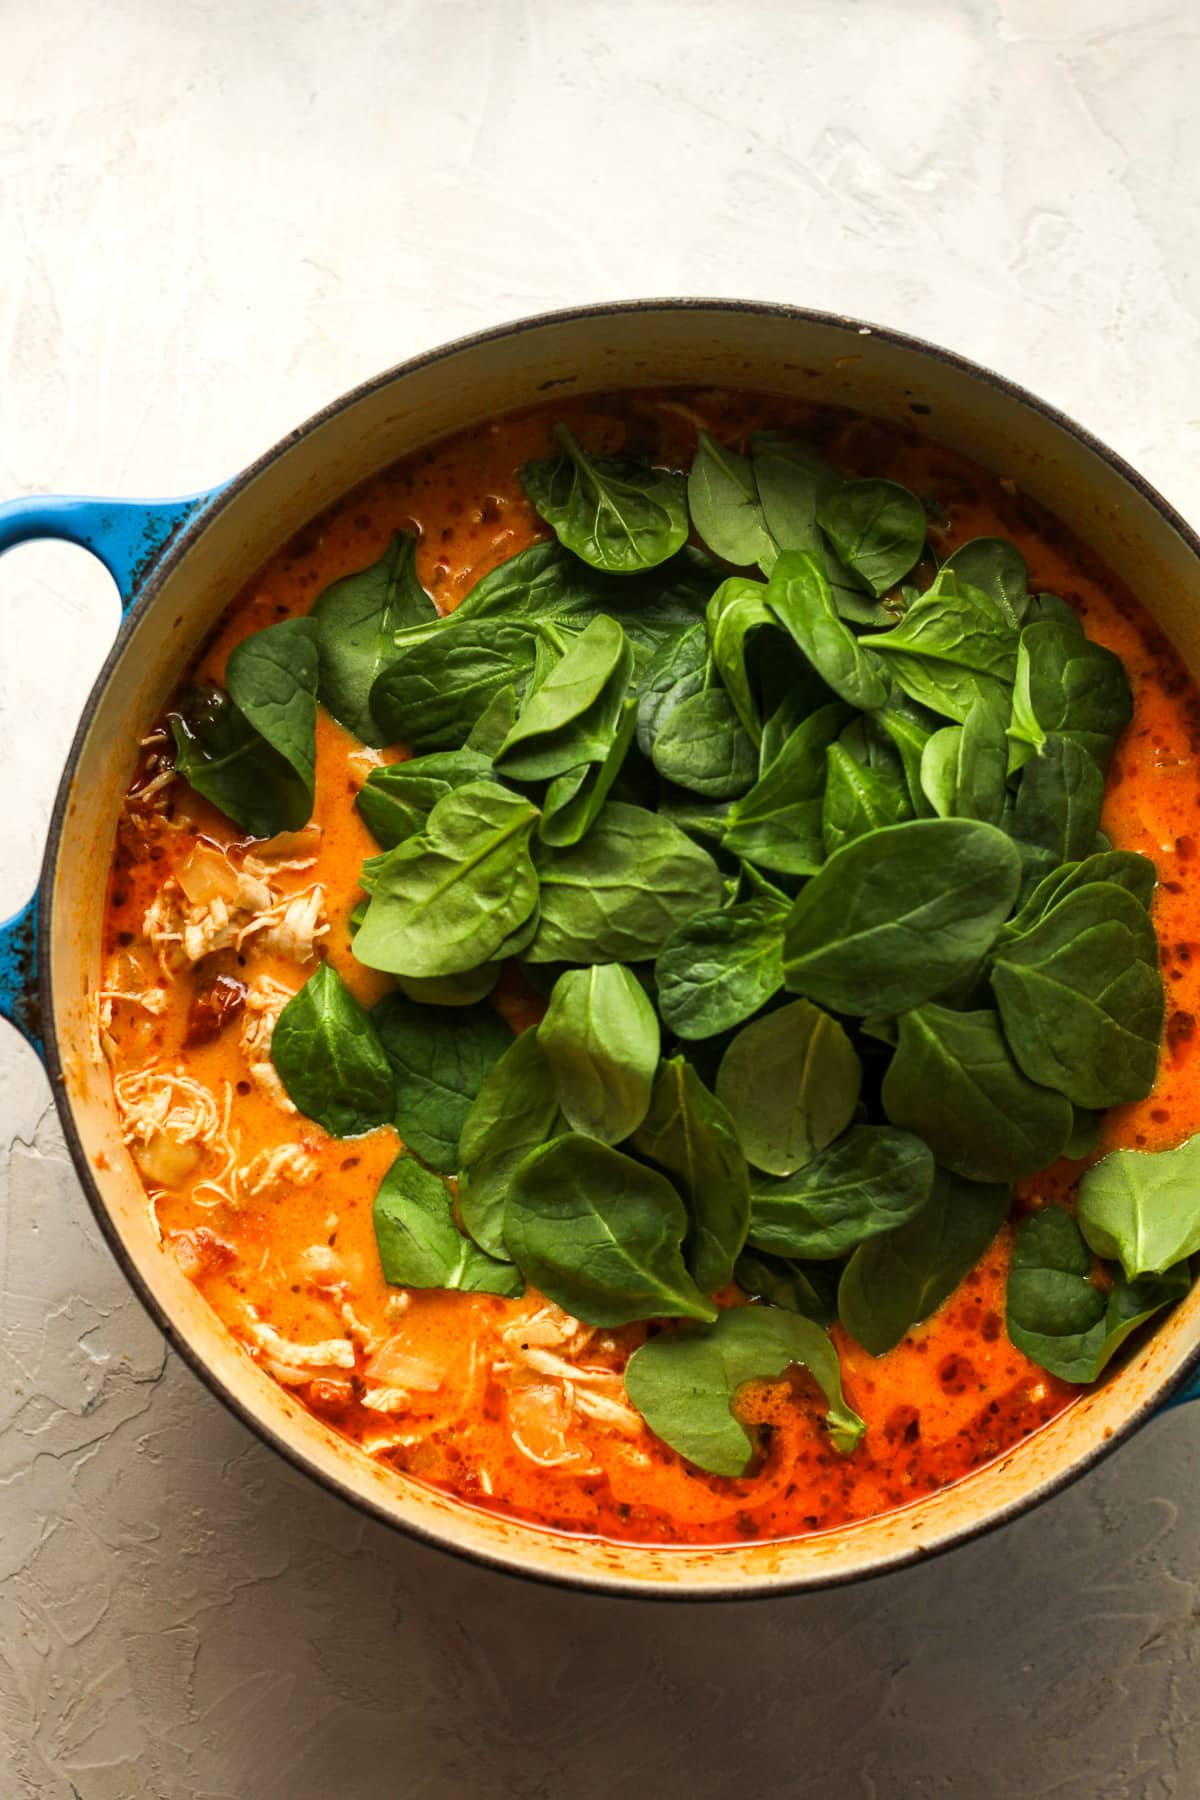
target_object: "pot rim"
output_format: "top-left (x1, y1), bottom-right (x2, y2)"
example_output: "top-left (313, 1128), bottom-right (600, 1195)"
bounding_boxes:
top-left (37, 296), bottom-right (1200, 1601)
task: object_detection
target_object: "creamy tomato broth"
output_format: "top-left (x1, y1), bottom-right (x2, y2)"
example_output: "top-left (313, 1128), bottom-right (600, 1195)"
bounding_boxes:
top-left (98, 391), bottom-right (1200, 1546)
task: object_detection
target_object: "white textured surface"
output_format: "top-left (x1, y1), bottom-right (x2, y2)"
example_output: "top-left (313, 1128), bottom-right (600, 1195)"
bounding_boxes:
top-left (4, 2), bottom-right (1200, 1793)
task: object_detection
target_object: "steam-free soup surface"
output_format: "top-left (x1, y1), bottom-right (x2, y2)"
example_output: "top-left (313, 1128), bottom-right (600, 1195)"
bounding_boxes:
top-left (99, 390), bottom-right (1200, 1545)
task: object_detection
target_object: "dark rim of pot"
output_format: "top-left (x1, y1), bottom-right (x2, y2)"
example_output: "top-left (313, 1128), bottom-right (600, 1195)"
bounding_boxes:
top-left (35, 297), bottom-right (1200, 1602)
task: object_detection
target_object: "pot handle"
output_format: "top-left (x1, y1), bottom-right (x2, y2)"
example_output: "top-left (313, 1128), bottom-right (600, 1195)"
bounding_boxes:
top-left (0, 488), bottom-right (222, 1058)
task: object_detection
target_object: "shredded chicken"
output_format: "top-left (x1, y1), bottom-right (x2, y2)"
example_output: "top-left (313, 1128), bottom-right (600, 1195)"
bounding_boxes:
top-left (241, 825), bottom-right (322, 881)
top-left (90, 981), bottom-right (169, 1065)
top-left (240, 1141), bottom-right (320, 1198)
top-left (244, 1315), bottom-right (357, 1386)
top-left (493, 1301), bottom-right (642, 1462)
top-left (113, 1064), bottom-right (236, 1194)
top-left (237, 885), bottom-right (328, 961)
top-left (142, 842), bottom-right (326, 976)
top-left (239, 975), bottom-right (301, 1112)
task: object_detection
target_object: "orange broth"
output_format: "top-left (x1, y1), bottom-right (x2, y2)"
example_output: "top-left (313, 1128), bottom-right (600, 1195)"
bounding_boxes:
top-left (98, 390), bottom-right (1200, 1546)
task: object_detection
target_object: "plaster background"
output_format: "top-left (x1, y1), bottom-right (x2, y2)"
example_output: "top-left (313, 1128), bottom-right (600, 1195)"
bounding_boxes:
top-left (4, 2), bottom-right (1200, 1794)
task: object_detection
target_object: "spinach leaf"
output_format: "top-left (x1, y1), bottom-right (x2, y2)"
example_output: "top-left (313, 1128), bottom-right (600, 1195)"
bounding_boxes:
top-left (876, 691), bottom-right (939, 818)
top-left (1011, 734), bottom-right (1105, 889)
top-left (706, 577), bottom-right (774, 743)
top-left (822, 740), bottom-right (911, 855)
top-left (271, 962), bottom-right (394, 1137)
top-left (861, 571), bottom-right (1016, 723)
top-left (539, 695), bottom-right (639, 848)
top-left (372, 993), bottom-right (512, 1174)
top-left (747, 1124), bottom-right (934, 1259)
top-left (526, 802), bottom-right (725, 964)
top-left (942, 537), bottom-right (1028, 629)
top-left (310, 532), bottom-right (437, 745)
top-left (225, 616), bottom-right (321, 807)
top-left (1000, 849), bottom-right (1157, 941)
top-left (624, 1305), bottom-right (865, 1475)
top-left (521, 426), bottom-right (688, 574)
top-left (919, 688), bottom-right (1009, 827)
top-left (537, 964), bottom-right (660, 1144)
top-left (631, 1055), bottom-right (751, 1293)
top-left (715, 999), bottom-right (862, 1177)
top-left (766, 552), bottom-right (890, 711)
top-left (396, 966), bottom-right (500, 1008)
top-left (1008, 618), bottom-right (1132, 770)
top-left (882, 1004), bottom-right (1072, 1182)
top-left (449, 538), bottom-right (715, 649)
top-left (504, 1136), bottom-right (717, 1325)
top-left (722, 700), bottom-right (852, 876)
top-left (816, 479), bottom-right (926, 597)
top-left (751, 431), bottom-right (842, 560)
top-left (465, 684), bottom-right (518, 756)
top-left (495, 614), bottom-right (631, 780)
top-left (782, 818), bottom-right (1022, 1017)
top-left (655, 896), bottom-right (788, 1040)
top-left (651, 688), bottom-right (757, 799)
top-left (991, 882), bottom-right (1163, 1108)
top-left (373, 1153), bottom-right (522, 1295)
top-left (687, 431), bottom-right (777, 570)
top-left (170, 686), bottom-right (313, 838)
top-left (371, 615), bottom-right (567, 750)
top-left (1007, 1206), bottom-right (1188, 1383)
top-left (458, 1029), bottom-right (561, 1258)
top-left (636, 621), bottom-right (709, 756)
top-left (734, 1249), bottom-right (840, 1326)
top-left (837, 1170), bottom-right (1010, 1355)
top-left (355, 749), bottom-right (495, 850)
top-left (353, 783), bottom-right (539, 977)
top-left (1078, 1132), bottom-right (1200, 1278)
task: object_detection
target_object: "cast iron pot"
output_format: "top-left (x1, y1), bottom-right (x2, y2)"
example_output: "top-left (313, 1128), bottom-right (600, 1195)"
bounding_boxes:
top-left (3, 300), bottom-right (1199, 1599)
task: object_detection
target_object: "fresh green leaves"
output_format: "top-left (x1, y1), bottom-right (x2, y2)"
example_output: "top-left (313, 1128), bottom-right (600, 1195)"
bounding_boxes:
top-left (1006, 1206), bottom-right (1187, 1383)
top-left (816, 479), bottom-right (926, 597)
top-left (715, 999), bottom-right (861, 1177)
top-left (767, 552), bottom-right (889, 711)
top-left (504, 1137), bottom-right (717, 1326)
top-left (747, 1125), bottom-right (934, 1260)
top-left (1008, 617), bottom-right (1131, 769)
top-left (631, 1057), bottom-right (751, 1292)
top-left (522, 426), bottom-right (689, 574)
top-left (687, 432), bottom-right (778, 570)
top-left (170, 616), bottom-right (320, 837)
top-left (353, 783), bottom-right (540, 978)
top-left (537, 964), bottom-right (660, 1144)
top-left (372, 993), bottom-right (512, 1173)
top-left (624, 1305), bottom-right (865, 1475)
top-left (355, 749), bottom-right (495, 850)
top-left (270, 963), bottom-right (394, 1137)
top-left (1078, 1134), bottom-right (1200, 1278)
top-left (457, 1028), bottom-right (561, 1259)
top-left (494, 614), bottom-right (631, 779)
top-left (311, 533), bottom-right (437, 745)
top-left (655, 895), bottom-right (788, 1040)
top-left (862, 571), bottom-right (1016, 723)
top-left (373, 1154), bottom-right (522, 1295)
top-left (781, 819), bottom-right (1022, 1016)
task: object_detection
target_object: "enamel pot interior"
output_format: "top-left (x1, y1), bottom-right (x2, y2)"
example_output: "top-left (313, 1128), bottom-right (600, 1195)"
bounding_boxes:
top-left (43, 301), bottom-right (1200, 1598)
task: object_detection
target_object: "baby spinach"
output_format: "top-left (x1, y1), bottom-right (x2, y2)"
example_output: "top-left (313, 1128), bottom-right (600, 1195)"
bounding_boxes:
top-left (816, 479), bottom-right (926, 597)
top-left (624, 1305), bottom-right (865, 1475)
top-left (751, 431), bottom-right (841, 561)
top-left (919, 689), bottom-right (1009, 827)
top-left (495, 614), bottom-right (631, 780)
top-left (525, 802), bottom-right (724, 964)
top-left (465, 685), bottom-right (518, 755)
top-left (355, 749), bottom-right (495, 850)
top-left (1001, 848), bottom-right (1157, 941)
top-left (538, 695), bottom-right (639, 848)
top-left (225, 616), bottom-right (321, 807)
top-left (655, 896), bottom-right (788, 1040)
top-left (537, 964), bottom-right (660, 1144)
top-left (734, 1249), bottom-right (840, 1326)
top-left (635, 621), bottom-right (709, 757)
top-left (876, 691), bottom-right (939, 818)
top-left (651, 688), bottom-right (757, 799)
top-left (1010, 734), bottom-right (1105, 886)
top-left (170, 686), bottom-right (313, 838)
top-left (1078, 1133), bottom-right (1200, 1278)
top-left (504, 1136), bottom-right (717, 1326)
top-left (747, 1125), bottom-right (934, 1260)
top-left (631, 1056), bottom-right (751, 1293)
top-left (942, 537), bottom-right (1028, 628)
top-left (373, 1153), bottom-right (523, 1295)
top-left (457, 1029), bottom-right (561, 1259)
top-left (767, 552), bottom-right (890, 711)
top-left (271, 962), bottom-right (394, 1138)
top-left (706, 577), bottom-right (774, 744)
top-left (687, 431), bottom-right (777, 570)
top-left (521, 426), bottom-right (689, 574)
top-left (310, 532), bottom-right (437, 745)
top-left (722, 700), bottom-right (852, 876)
top-left (396, 965), bottom-right (500, 1008)
top-left (372, 993), bottom-right (513, 1174)
top-left (1008, 617), bottom-right (1132, 770)
top-left (861, 571), bottom-right (1016, 723)
top-left (882, 1004), bottom-right (1072, 1182)
top-left (822, 739), bottom-right (912, 854)
top-left (353, 783), bottom-right (539, 978)
top-left (838, 1170), bottom-right (1009, 1355)
top-left (1007, 1206), bottom-right (1188, 1383)
top-left (371, 615), bottom-right (568, 750)
top-left (715, 999), bottom-right (861, 1176)
top-left (991, 882), bottom-right (1163, 1108)
top-left (781, 818), bottom-right (1022, 1017)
